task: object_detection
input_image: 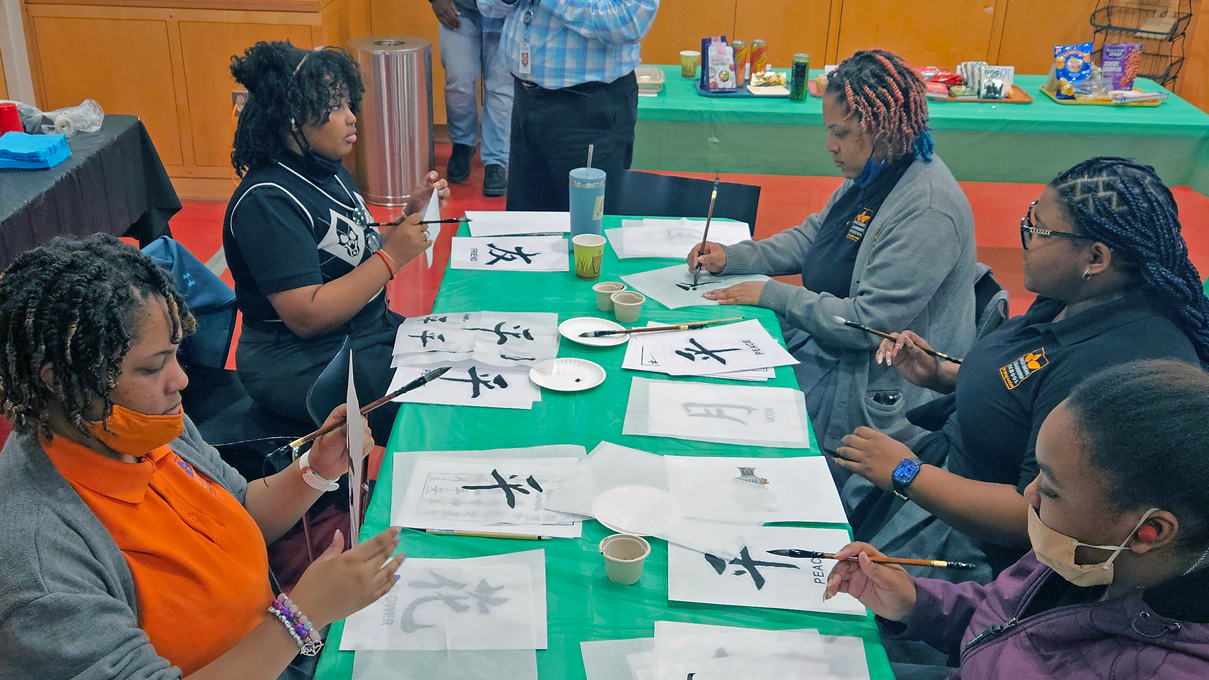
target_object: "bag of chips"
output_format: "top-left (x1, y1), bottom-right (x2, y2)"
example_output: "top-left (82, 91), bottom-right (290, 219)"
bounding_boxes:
top-left (701, 36), bottom-right (737, 93)
top-left (1051, 42), bottom-right (1093, 100)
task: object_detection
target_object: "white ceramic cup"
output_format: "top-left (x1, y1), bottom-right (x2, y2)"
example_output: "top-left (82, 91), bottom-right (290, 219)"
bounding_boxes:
top-left (600, 533), bottom-right (651, 585)
top-left (611, 291), bottom-right (646, 324)
top-left (593, 281), bottom-right (627, 311)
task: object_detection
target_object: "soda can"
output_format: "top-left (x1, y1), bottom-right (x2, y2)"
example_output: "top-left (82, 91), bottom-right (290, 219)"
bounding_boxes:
top-left (732, 40), bottom-right (749, 86)
top-left (790, 53), bottom-right (810, 101)
top-left (751, 39), bottom-right (767, 75)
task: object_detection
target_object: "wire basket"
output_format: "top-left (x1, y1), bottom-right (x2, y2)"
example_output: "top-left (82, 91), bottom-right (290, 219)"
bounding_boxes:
top-left (1090, 4), bottom-right (1191, 41)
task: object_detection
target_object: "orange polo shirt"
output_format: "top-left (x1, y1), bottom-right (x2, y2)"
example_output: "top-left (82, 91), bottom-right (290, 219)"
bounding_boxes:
top-left (43, 436), bottom-right (274, 676)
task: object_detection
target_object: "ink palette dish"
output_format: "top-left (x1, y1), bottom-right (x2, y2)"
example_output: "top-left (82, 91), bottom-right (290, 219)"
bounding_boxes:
top-left (559, 317), bottom-right (629, 347)
top-left (529, 358), bottom-right (606, 392)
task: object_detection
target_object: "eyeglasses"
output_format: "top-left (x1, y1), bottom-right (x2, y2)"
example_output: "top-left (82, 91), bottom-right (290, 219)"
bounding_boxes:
top-left (1020, 201), bottom-right (1095, 250)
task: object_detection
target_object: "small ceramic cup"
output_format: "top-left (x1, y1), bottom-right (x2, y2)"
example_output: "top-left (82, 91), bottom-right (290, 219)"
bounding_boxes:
top-left (600, 533), bottom-right (651, 585)
top-left (611, 291), bottom-right (645, 324)
top-left (593, 282), bottom-right (627, 311)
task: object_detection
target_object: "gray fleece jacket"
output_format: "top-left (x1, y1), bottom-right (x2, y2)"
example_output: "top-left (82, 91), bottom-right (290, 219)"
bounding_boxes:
top-left (0, 417), bottom-right (251, 680)
top-left (722, 155), bottom-right (977, 451)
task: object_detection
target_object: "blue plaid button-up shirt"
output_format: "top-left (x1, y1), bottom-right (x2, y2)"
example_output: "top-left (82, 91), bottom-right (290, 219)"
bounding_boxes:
top-left (478, 0), bottom-right (659, 89)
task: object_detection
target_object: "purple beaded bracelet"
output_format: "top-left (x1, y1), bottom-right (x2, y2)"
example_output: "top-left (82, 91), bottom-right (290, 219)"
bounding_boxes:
top-left (268, 593), bottom-right (324, 657)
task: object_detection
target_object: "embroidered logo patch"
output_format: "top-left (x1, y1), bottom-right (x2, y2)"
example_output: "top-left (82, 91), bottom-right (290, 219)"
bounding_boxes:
top-left (846, 208), bottom-right (875, 242)
top-left (999, 348), bottom-right (1049, 390)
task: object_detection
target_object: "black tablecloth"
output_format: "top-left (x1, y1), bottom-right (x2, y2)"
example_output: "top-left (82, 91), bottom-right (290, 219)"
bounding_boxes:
top-left (0, 114), bottom-right (180, 268)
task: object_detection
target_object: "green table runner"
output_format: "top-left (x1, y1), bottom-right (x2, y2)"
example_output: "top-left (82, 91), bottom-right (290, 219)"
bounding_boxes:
top-left (635, 66), bottom-right (1209, 194)
top-left (315, 217), bottom-right (895, 679)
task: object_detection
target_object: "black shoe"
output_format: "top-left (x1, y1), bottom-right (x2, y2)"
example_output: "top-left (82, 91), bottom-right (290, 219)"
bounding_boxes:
top-left (482, 164), bottom-right (507, 197)
top-left (446, 143), bottom-right (473, 184)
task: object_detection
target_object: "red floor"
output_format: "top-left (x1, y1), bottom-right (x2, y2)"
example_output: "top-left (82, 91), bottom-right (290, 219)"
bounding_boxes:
top-left (167, 143), bottom-right (1209, 373)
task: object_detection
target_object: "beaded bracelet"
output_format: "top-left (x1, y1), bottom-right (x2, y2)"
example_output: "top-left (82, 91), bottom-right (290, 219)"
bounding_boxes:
top-left (268, 593), bottom-right (324, 657)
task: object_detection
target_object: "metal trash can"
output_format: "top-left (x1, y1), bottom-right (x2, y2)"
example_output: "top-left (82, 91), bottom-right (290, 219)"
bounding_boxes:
top-left (350, 35), bottom-right (435, 207)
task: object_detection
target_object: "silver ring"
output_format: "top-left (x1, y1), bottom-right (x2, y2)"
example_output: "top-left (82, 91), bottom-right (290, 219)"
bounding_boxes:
top-left (423, 230), bottom-right (431, 240)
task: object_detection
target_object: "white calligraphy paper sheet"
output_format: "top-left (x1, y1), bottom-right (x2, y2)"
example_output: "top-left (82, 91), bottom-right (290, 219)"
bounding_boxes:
top-left (346, 353), bottom-right (365, 545)
top-left (664, 455), bottom-right (847, 525)
top-left (342, 549), bottom-right (548, 651)
top-left (622, 321), bottom-right (773, 382)
top-left (388, 365), bottom-right (539, 410)
top-left (606, 218), bottom-right (752, 259)
top-left (623, 378), bottom-right (813, 449)
top-left (354, 650), bottom-right (538, 680)
top-left (621, 264), bottom-right (770, 310)
top-left (391, 457), bottom-right (582, 537)
top-left (467, 211), bottom-right (570, 237)
top-left (667, 526), bottom-right (867, 617)
top-left (392, 312), bottom-right (560, 368)
top-left (450, 236), bottom-right (569, 272)
top-left (641, 622), bottom-right (870, 680)
top-left (422, 191), bottom-right (441, 267)
top-left (620, 319), bottom-right (796, 376)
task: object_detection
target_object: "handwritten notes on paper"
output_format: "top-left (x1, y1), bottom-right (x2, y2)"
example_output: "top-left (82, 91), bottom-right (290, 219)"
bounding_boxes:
top-left (342, 550), bottom-right (547, 651)
top-left (667, 526), bottom-right (866, 617)
top-left (623, 378), bottom-right (813, 449)
top-left (450, 236), bottom-right (569, 272)
top-left (466, 211), bottom-right (570, 237)
top-left (621, 264), bottom-right (770, 310)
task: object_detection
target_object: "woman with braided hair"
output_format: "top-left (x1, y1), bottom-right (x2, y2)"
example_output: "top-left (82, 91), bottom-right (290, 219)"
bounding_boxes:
top-left (687, 49), bottom-right (977, 458)
top-left (834, 157), bottom-right (1206, 599)
top-left (224, 41), bottom-right (449, 442)
top-left (0, 235), bottom-right (406, 680)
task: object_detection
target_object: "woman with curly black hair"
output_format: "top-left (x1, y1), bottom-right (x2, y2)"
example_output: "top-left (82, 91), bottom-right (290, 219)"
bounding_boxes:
top-left (223, 41), bottom-right (449, 440)
top-left (0, 235), bottom-right (404, 680)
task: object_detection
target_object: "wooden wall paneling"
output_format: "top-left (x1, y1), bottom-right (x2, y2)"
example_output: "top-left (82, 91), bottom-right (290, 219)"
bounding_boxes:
top-left (639, 0), bottom-right (737, 66)
top-left (26, 1), bottom-right (329, 10)
top-left (826, 0), bottom-right (844, 63)
top-left (179, 20), bottom-right (313, 169)
top-left (996, 0), bottom-right (1096, 75)
top-left (0, 45), bottom-right (7, 99)
top-left (319, 0), bottom-right (369, 46)
top-left (732, 0), bottom-right (832, 71)
top-left (27, 13), bottom-right (184, 165)
top-left (368, 0), bottom-right (445, 124)
top-left (834, 0), bottom-right (998, 68)
top-left (1175, 0), bottom-right (1206, 111)
top-left (985, 0), bottom-right (1010, 65)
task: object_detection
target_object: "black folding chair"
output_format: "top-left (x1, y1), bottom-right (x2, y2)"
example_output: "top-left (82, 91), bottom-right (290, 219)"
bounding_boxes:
top-left (604, 170), bottom-right (762, 235)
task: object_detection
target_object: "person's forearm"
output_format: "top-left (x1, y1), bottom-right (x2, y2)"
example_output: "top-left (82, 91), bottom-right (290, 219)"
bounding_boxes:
top-left (906, 465), bottom-right (1031, 548)
top-left (244, 461), bottom-right (328, 543)
top-left (270, 258), bottom-right (392, 338)
top-left (185, 616), bottom-right (314, 680)
top-left (924, 361), bottom-right (961, 394)
top-left (542, 0), bottom-right (658, 44)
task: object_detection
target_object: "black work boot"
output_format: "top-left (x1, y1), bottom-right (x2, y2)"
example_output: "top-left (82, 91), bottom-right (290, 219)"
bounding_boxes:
top-left (482, 164), bottom-right (508, 197)
top-left (446, 143), bottom-right (473, 184)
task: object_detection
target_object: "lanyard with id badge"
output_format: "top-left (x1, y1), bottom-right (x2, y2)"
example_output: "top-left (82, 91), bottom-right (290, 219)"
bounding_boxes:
top-left (519, 0), bottom-right (536, 75)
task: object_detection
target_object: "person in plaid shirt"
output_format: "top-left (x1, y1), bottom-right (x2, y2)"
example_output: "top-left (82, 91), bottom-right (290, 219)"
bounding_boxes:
top-left (478, 0), bottom-right (659, 210)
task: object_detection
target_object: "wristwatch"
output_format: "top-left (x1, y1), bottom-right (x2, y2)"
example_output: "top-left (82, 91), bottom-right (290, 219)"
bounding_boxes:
top-left (298, 449), bottom-right (340, 492)
top-left (891, 458), bottom-right (922, 501)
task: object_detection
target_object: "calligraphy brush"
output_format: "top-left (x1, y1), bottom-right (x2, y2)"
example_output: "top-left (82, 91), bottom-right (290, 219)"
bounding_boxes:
top-left (578, 317), bottom-right (743, 337)
top-left (831, 316), bottom-right (963, 365)
top-left (690, 174), bottom-right (721, 287)
top-left (368, 217), bottom-right (471, 227)
top-left (285, 366), bottom-right (452, 451)
top-left (768, 549), bottom-right (978, 571)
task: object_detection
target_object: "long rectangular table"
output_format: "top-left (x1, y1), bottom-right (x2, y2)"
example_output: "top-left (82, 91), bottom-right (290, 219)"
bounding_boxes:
top-left (635, 66), bottom-right (1209, 195)
top-left (315, 217), bottom-right (894, 679)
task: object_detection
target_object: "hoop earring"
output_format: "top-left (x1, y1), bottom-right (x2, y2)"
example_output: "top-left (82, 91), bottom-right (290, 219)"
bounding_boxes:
top-left (1082, 268), bottom-right (1093, 281)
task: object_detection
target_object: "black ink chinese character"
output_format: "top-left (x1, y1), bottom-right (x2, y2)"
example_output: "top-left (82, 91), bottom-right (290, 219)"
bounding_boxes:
top-left (675, 281), bottom-right (711, 292)
top-left (703, 547), bottom-right (799, 590)
top-left (422, 315), bottom-right (448, 324)
top-left (440, 366), bottom-right (509, 398)
top-left (682, 402), bottom-right (758, 425)
top-left (486, 243), bottom-right (540, 265)
top-left (398, 572), bottom-right (509, 633)
top-left (466, 321), bottom-right (536, 345)
top-left (460, 469), bottom-right (542, 508)
top-left (674, 338), bottom-right (744, 365)
top-left (409, 330), bottom-right (445, 347)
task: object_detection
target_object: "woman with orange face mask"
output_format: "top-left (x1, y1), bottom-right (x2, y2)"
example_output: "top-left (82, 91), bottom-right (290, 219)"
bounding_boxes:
top-left (0, 235), bottom-right (405, 680)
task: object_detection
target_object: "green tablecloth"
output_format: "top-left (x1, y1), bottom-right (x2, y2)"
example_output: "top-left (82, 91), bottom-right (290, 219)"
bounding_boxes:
top-left (314, 218), bottom-right (895, 680)
top-left (635, 66), bottom-right (1209, 194)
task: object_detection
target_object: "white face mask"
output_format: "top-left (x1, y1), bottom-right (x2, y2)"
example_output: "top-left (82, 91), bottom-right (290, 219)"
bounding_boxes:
top-left (1028, 505), bottom-right (1159, 587)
